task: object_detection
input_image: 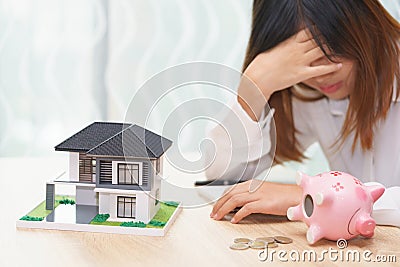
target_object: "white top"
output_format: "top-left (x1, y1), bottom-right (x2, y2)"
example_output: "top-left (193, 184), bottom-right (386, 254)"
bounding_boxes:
top-left (205, 89), bottom-right (400, 187)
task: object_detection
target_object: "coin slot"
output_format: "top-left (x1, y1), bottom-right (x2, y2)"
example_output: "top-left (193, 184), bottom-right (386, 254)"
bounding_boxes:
top-left (303, 194), bottom-right (314, 218)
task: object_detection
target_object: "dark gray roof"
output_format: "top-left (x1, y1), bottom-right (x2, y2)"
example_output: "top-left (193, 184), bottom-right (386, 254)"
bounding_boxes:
top-left (55, 122), bottom-right (172, 158)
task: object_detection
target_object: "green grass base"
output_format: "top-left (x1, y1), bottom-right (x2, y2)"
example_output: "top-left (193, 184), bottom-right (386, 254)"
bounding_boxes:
top-left (21, 198), bottom-right (178, 229)
top-left (25, 195), bottom-right (76, 218)
top-left (89, 202), bottom-right (178, 228)
top-left (91, 221), bottom-right (121, 226)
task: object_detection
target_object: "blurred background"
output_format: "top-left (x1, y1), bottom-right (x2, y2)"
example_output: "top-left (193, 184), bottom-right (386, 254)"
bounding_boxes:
top-left (0, 0), bottom-right (399, 172)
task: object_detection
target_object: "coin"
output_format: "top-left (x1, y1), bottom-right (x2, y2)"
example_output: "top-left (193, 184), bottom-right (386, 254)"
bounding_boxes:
top-left (274, 236), bottom-right (293, 244)
top-left (234, 237), bottom-right (252, 244)
top-left (249, 240), bottom-right (267, 249)
top-left (230, 243), bottom-right (249, 250)
top-left (267, 242), bottom-right (278, 248)
top-left (255, 237), bottom-right (275, 244)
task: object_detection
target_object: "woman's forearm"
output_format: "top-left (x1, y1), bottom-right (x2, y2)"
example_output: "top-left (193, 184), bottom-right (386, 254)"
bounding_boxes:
top-left (237, 75), bottom-right (271, 122)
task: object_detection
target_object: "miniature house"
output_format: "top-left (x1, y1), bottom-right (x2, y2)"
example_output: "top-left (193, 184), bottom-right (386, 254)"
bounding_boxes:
top-left (46, 122), bottom-right (172, 223)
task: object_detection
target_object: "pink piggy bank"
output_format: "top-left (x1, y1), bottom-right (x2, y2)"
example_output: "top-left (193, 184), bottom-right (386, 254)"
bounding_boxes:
top-left (287, 171), bottom-right (385, 244)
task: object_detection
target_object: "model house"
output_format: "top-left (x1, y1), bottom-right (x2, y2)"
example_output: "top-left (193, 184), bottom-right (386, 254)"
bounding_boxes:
top-left (46, 122), bottom-right (172, 224)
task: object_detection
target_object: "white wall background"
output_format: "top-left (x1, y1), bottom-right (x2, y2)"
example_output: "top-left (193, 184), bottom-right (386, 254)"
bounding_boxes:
top-left (0, 0), bottom-right (398, 157)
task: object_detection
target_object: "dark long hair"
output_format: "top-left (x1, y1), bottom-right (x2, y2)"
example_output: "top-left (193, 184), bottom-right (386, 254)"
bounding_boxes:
top-left (243, 0), bottom-right (400, 163)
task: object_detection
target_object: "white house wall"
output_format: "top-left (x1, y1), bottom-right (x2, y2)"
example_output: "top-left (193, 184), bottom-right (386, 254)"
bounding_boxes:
top-left (69, 152), bottom-right (79, 182)
top-left (151, 157), bottom-right (164, 177)
top-left (159, 155), bottom-right (164, 177)
top-left (136, 192), bottom-right (151, 223)
top-left (76, 186), bottom-right (98, 206)
top-left (98, 193), bottom-right (110, 214)
top-left (148, 175), bottom-right (161, 220)
top-left (97, 189), bottom-right (154, 223)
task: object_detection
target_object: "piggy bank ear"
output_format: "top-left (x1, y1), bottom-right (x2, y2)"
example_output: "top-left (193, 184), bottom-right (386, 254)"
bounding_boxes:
top-left (367, 184), bottom-right (385, 202)
top-left (296, 171), bottom-right (310, 187)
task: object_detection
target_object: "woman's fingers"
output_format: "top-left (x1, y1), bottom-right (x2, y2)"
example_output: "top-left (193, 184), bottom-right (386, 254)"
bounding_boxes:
top-left (295, 28), bottom-right (314, 43)
top-left (210, 182), bottom-right (248, 217)
top-left (303, 44), bottom-right (341, 79)
top-left (305, 46), bottom-right (326, 62)
top-left (301, 38), bottom-right (319, 52)
top-left (231, 201), bottom-right (265, 223)
top-left (305, 63), bottom-right (343, 79)
top-left (210, 182), bottom-right (302, 223)
top-left (210, 194), bottom-right (229, 217)
top-left (213, 193), bottom-right (257, 221)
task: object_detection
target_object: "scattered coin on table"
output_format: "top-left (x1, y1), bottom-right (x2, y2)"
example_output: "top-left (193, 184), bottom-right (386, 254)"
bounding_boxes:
top-left (249, 240), bottom-right (267, 249)
top-left (230, 236), bottom-right (293, 251)
top-left (230, 243), bottom-right (250, 250)
top-left (255, 237), bottom-right (275, 244)
top-left (274, 236), bottom-right (293, 244)
top-left (267, 242), bottom-right (279, 248)
top-left (234, 237), bottom-right (252, 244)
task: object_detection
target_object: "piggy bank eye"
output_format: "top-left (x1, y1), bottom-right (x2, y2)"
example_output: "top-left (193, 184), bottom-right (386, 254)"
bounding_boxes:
top-left (303, 194), bottom-right (314, 217)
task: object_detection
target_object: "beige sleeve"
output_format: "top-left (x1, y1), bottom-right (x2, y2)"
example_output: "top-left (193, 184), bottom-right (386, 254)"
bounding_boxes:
top-left (204, 98), bottom-right (274, 181)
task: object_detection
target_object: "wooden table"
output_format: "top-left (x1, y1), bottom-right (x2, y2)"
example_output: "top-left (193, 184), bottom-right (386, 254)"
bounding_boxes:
top-left (1, 157), bottom-right (399, 266)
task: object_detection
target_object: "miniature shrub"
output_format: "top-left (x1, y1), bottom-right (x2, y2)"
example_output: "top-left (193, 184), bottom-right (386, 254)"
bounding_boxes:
top-left (120, 221), bottom-right (146, 228)
top-left (20, 215), bottom-right (44, 221)
top-left (92, 214), bottom-right (110, 223)
top-left (163, 201), bottom-right (179, 207)
top-left (58, 198), bottom-right (76, 205)
top-left (148, 220), bottom-right (166, 227)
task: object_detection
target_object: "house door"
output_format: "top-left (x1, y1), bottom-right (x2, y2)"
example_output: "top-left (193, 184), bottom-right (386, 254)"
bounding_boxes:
top-left (117, 196), bottom-right (136, 218)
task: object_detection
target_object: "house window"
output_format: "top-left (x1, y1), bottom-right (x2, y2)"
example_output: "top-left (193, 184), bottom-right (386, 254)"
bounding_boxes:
top-left (118, 163), bottom-right (141, 185)
top-left (99, 160), bottom-right (112, 184)
top-left (79, 153), bottom-right (94, 183)
top-left (117, 196), bottom-right (136, 218)
top-left (92, 159), bottom-right (96, 182)
top-left (92, 159), bottom-right (96, 175)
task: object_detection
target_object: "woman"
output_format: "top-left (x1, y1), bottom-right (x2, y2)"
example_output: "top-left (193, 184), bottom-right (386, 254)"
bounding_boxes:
top-left (207, 0), bottom-right (400, 223)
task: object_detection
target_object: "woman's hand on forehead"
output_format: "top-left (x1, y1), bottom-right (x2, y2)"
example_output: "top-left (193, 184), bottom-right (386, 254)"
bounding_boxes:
top-left (242, 28), bottom-right (342, 99)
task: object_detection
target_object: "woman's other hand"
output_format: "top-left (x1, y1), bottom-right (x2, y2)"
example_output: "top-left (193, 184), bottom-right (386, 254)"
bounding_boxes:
top-left (210, 180), bottom-right (302, 223)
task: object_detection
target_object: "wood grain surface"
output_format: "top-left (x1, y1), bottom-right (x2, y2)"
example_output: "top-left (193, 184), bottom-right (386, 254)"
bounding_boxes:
top-left (1, 157), bottom-right (399, 266)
